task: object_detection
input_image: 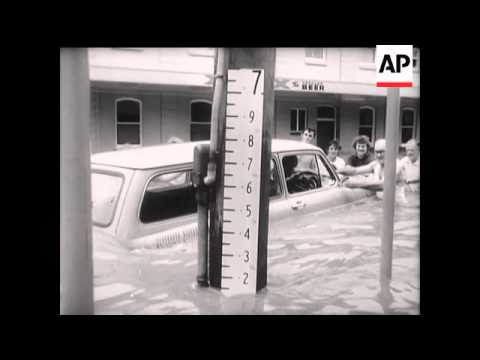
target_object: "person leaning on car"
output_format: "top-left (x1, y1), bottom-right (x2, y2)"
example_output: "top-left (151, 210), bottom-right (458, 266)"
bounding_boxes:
top-left (338, 138), bottom-right (420, 193)
top-left (347, 135), bottom-right (374, 167)
top-left (326, 139), bottom-right (346, 171)
top-left (339, 139), bottom-right (386, 182)
top-left (337, 139), bottom-right (392, 192)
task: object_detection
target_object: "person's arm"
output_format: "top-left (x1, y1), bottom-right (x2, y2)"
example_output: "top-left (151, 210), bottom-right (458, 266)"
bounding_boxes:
top-left (357, 161), bottom-right (376, 175)
top-left (396, 158), bottom-right (403, 175)
top-left (395, 158), bottom-right (406, 183)
top-left (338, 161), bottom-right (375, 176)
top-left (343, 176), bottom-right (383, 191)
top-left (373, 162), bottom-right (382, 181)
top-left (337, 165), bottom-right (355, 175)
top-left (343, 162), bottom-right (383, 190)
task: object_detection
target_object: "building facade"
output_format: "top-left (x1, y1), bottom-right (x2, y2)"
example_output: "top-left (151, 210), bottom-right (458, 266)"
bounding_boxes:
top-left (89, 47), bottom-right (420, 157)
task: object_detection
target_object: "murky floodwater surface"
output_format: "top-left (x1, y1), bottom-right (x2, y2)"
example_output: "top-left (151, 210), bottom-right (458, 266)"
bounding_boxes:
top-left (93, 194), bottom-right (420, 315)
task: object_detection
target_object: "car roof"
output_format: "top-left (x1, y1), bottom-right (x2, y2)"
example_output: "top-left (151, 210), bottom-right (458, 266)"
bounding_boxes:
top-left (91, 139), bottom-right (323, 170)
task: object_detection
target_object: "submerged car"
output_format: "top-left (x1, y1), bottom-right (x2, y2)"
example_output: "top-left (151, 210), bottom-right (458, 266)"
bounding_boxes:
top-left (91, 140), bottom-right (374, 249)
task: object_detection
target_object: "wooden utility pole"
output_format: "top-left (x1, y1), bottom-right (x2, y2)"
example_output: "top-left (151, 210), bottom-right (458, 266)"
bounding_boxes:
top-left (207, 48), bottom-right (229, 288)
top-left (380, 87), bottom-right (400, 282)
top-left (209, 48), bottom-right (276, 291)
top-left (60, 48), bottom-right (94, 314)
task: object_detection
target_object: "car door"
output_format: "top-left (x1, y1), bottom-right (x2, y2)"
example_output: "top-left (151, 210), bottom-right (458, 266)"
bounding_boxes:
top-left (268, 156), bottom-right (290, 223)
top-left (279, 150), bottom-right (345, 218)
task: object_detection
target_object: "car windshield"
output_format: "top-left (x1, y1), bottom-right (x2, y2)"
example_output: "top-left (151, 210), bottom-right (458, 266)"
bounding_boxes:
top-left (92, 172), bottom-right (124, 226)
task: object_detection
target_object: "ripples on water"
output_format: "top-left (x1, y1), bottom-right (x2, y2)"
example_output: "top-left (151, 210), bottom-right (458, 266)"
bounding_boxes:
top-left (93, 191), bottom-right (420, 315)
top-left (265, 194), bottom-right (419, 315)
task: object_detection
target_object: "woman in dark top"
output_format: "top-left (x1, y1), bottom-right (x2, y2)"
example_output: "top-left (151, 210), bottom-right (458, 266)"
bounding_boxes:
top-left (347, 135), bottom-right (374, 167)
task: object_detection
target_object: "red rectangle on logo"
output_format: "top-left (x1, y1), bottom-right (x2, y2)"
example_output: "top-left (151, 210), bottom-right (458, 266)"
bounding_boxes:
top-left (376, 82), bottom-right (413, 87)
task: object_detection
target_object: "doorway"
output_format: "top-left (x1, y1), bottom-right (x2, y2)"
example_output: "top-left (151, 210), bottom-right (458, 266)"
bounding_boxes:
top-left (315, 106), bottom-right (336, 152)
top-left (316, 121), bottom-right (336, 152)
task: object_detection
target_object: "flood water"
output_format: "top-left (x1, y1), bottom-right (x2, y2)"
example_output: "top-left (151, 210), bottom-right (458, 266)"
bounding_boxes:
top-left (93, 192), bottom-right (420, 315)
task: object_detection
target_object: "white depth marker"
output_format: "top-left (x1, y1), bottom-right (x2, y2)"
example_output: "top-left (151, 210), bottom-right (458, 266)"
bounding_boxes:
top-left (221, 69), bottom-right (264, 296)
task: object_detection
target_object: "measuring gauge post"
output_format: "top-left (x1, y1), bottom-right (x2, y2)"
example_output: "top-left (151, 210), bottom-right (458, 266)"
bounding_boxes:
top-left (222, 69), bottom-right (264, 296)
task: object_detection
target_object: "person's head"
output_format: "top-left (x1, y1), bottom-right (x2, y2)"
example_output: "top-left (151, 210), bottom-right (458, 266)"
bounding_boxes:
top-left (301, 128), bottom-right (316, 145)
top-left (405, 139), bottom-right (419, 162)
top-left (374, 138), bottom-right (386, 166)
top-left (352, 135), bottom-right (371, 159)
top-left (327, 139), bottom-right (342, 160)
top-left (167, 136), bottom-right (183, 144)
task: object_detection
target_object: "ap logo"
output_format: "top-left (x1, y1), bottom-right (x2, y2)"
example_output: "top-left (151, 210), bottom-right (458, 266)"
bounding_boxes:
top-left (376, 45), bottom-right (413, 87)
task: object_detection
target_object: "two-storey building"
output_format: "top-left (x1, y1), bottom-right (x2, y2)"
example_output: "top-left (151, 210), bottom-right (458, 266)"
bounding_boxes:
top-left (88, 47), bottom-right (420, 156)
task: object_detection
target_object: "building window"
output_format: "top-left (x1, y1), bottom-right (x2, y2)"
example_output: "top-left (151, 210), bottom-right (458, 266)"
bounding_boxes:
top-left (400, 108), bottom-right (416, 143)
top-left (115, 98), bottom-right (142, 147)
top-left (290, 108), bottom-right (307, 134)
top-left (190, 100), bottom-right (212, 141)
top-left (111, 48), bottom-right (144, 52)
top-left (368, 47), bottom-right (376, 63)
top-left (189, 48), bottom-right (215, 57)
top-left (413, 47), bottom-right (420, 72)
top-left (358, 106), bottom-right (376, 143)
top-left (305, 48), bottom-right (326, 65)
top-left (317, 106), bottom-right (335, 119)
top-left (359, 48), bottom-right (376, 70)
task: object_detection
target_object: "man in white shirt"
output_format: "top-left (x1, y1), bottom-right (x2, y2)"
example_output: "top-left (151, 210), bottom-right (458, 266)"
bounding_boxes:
top-left (297, 128), bottom-right (318, 170)
top-left (397, 139), bottom-right (420, 192)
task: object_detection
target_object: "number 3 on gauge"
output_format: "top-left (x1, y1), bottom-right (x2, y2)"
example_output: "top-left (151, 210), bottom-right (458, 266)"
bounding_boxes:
top-left (244, 250), bottom-right (249, 263)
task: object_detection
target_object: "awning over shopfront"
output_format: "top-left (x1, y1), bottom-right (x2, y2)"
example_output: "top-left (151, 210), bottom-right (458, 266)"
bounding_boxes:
top-left (274, 77), bottom-right (419, 98)
top-left (89, 70), bottom-right (419, 98)
top-left (90, 66), bottom-right (214, 88)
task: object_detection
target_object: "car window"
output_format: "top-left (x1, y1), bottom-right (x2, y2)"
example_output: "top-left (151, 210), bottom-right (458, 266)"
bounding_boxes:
top-left (282, 154), bottom-right (322, 194)
top-left (297, 154), bottom-right (319, 172)
top-left (92, 172), bottom-right (124, 226)
top-left (140, 170), bottom-right (196, 223)
top-left (147, 171), bottom-right (187, 189)
top-left (269, 159), bottom-right (282, 198)
top-left (316, 154), bottom-right (337, 187)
